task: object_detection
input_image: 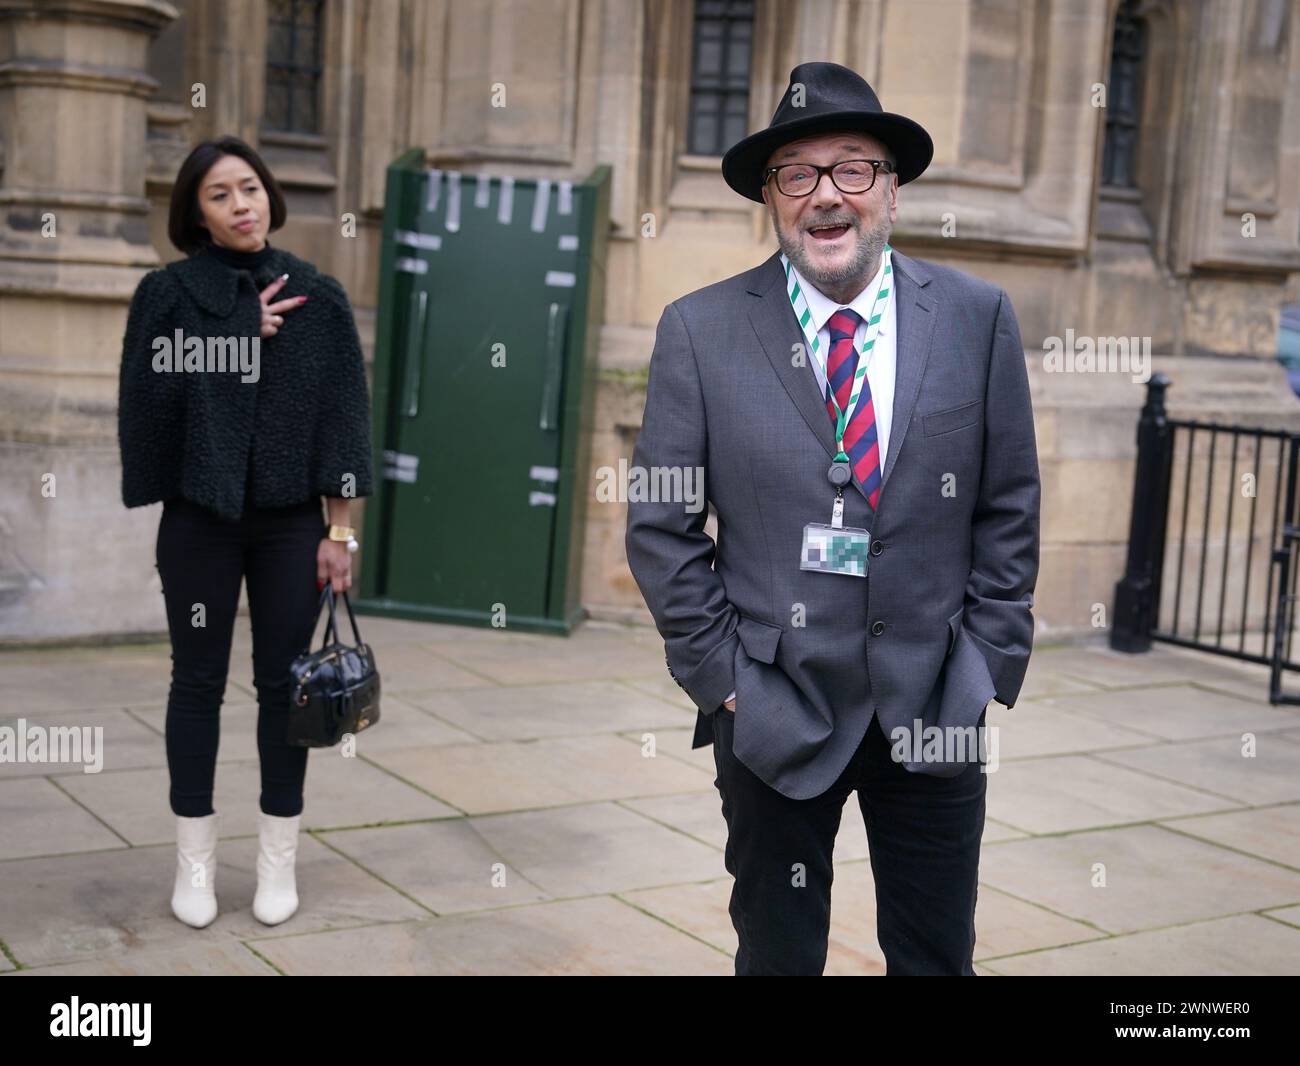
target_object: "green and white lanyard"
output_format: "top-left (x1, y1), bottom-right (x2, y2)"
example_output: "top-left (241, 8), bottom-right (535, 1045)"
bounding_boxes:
top-left (779, 243), bottom-right (893, 465)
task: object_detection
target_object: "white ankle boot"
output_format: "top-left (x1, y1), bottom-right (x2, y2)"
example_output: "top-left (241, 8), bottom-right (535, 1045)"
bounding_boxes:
top-left (171, 812), bottom-right (219, 928)
top-left (252, 811), bottom-right (301, 925)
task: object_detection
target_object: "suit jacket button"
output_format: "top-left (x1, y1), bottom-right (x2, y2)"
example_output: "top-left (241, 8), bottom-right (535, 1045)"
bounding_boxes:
top-left (871, 620), bottom-right (886, 636)
top-left (870, 540), bottom-right (884, 556)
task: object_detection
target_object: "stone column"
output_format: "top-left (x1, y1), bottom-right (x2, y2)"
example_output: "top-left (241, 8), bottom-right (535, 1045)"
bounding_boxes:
top-left (0, 0), bottom-right (177, 640)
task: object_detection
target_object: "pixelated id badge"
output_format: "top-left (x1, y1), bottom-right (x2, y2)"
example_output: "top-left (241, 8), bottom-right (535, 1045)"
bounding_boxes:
top-left (800, 460), bottom-right (871, 577)
top-left (800, 522), bottom-right (870, 578)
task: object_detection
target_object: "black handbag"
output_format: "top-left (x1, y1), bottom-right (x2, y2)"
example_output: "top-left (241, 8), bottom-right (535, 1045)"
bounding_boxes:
top-left (287, 585), bottom-right (381, 747)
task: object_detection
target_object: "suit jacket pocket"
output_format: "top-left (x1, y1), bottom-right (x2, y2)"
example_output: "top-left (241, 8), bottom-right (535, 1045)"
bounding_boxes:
top-left (923, 400), bottom-right (981, 437)
top-left (946, 605), bottom-right (964, 656)
top-left (736, 615), bottom-right (782, 663)
top-left (939, 627), bottom-right (997, 731)
top-left (732, 617), bottom-right (831, 792)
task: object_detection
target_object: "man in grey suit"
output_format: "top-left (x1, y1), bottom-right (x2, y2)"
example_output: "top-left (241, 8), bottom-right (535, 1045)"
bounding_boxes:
top-left (624, 62), bottom-right (1040, 975)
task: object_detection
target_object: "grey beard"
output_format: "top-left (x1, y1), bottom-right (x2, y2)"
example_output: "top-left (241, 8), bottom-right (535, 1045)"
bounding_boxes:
top-left (774, 213), bottom-right (891, 298)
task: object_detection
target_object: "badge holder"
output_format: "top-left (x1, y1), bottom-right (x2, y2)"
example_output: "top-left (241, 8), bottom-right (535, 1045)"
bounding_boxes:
top-left (788, 261), bottom-right (890, 581)
top-left (801, 459), bottom-right (871, 578)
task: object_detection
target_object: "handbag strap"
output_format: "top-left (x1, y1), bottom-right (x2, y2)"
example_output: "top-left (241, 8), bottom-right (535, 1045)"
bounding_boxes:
top-left (316, 583), bottom-right (340, 649)
top-left (316, 584), bottom-right (365, 648)
top-left (339, 588), bottom-right (365, 645)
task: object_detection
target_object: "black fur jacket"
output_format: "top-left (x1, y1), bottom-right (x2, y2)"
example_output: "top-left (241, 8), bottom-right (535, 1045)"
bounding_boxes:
top-left (117, 241), bottom-right (374, 521)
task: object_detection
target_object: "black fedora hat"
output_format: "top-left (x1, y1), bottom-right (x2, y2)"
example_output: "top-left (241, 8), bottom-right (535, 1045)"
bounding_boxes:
top-left (722, 62), bottom-right (933, 203)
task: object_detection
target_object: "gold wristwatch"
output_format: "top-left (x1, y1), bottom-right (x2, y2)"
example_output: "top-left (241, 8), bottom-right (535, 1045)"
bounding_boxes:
top-left (328, 524), bottom-right (359, 554)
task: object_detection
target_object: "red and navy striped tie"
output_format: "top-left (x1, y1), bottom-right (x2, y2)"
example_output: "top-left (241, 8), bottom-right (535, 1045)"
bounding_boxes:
top-left (825, 308), bottom-right (882, 509)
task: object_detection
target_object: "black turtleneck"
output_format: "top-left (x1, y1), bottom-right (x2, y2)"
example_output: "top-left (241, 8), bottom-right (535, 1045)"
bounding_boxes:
top-left (202, 238), bottom-right (276, 272)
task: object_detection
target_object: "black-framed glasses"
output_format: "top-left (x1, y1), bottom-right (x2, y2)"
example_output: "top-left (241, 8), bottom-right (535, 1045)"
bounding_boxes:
top-left (763, 159), bottom-right (895, 197)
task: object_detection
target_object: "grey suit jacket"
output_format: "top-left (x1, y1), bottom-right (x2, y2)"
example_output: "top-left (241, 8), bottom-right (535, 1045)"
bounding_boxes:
top-left (624, 248), bottom-right (1040, 799)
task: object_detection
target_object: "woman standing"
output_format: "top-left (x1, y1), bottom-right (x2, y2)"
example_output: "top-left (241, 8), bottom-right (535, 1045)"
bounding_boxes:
top-left (118, 135), bottom-right (374, 928)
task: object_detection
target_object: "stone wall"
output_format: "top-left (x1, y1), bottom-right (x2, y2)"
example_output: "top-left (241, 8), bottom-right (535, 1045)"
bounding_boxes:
top-left (2, 0), bottom-right (1297, 644)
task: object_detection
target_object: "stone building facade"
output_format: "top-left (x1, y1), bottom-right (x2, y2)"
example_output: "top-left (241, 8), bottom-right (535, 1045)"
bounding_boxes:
top-left (1, 0), bottom-right (1297, 643)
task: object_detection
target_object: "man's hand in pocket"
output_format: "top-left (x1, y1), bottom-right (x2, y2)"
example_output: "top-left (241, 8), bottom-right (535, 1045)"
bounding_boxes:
top-left (723, 696), bottom-right (736, 713)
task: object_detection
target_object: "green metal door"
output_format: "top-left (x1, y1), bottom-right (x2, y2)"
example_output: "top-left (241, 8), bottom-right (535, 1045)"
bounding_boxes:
top-left (359, 152), bottom-right (609, 632)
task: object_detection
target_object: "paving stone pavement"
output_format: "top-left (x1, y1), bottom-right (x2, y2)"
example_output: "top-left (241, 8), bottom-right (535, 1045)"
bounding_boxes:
top-left (2, 617), bottom-right (1299, 976)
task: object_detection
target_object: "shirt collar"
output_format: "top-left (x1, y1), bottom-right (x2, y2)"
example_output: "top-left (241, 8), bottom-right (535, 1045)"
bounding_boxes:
top-left (789, 251), bottom-right (891, 340)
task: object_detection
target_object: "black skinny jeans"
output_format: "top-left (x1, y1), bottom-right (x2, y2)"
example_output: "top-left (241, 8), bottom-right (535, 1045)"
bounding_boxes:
top-left (156, 497), bottom-right (324, 818)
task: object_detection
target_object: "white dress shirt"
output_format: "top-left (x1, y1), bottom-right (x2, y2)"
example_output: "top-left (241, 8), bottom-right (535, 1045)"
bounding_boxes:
top-left (724, 253), bottom-right (898, 707)
top-left (791, 252), bottom-right (896, 472)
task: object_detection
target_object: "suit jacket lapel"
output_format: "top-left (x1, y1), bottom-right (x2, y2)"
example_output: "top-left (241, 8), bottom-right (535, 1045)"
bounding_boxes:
top-left (880, 251), bottom-right (936, 498)
top-left (746, 252), bottom-right (840, 462)
top-left (746, 249), bottom-right (937, 510)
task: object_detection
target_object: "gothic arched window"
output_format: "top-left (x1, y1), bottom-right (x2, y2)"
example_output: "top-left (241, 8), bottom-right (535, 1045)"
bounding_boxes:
top-left (687, 0), bottom-right (754, 157)
top-left (264, 0), bottom-right (324, 134)
top-left (1101, 0), bottom-right (1148, 188)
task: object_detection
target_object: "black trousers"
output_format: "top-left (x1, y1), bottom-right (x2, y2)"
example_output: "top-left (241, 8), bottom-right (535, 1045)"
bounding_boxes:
top-left (712, 705), bottom-right (986, 975)
top-left (156, 497), bottom-right (323, 818)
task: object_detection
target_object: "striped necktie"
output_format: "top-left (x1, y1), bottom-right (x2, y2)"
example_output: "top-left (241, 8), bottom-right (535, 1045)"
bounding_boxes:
top-left (825, 308), bottom-right (882, 510)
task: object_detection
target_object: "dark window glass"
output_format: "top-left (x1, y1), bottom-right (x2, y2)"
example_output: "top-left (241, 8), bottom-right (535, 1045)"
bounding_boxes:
top-left (264, 0), bottom-right (324, 133)
top-left (1101, 0), bottom-right (1147, 188)
top-left (687, 0), bottom-right (754, 156)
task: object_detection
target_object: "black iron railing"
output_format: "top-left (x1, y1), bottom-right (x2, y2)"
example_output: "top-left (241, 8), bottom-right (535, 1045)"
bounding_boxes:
top-left (1111, 374), bottom-right (1300, 703)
